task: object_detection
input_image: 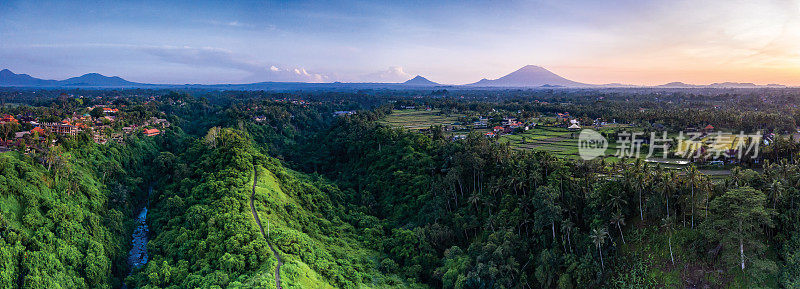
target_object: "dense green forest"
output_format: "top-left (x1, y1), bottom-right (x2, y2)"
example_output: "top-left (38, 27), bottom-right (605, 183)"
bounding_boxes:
top-left (0, 136), bottom-right (159, 288)
top-left (1, 88), bottom-right (799, 288)
top-left (297, 109), bottom-right (800, 288)
top-left (127, 127), bottom-right (419, 288)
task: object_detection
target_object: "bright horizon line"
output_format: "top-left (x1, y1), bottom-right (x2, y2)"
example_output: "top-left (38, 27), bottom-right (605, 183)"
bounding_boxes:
top-left (3, 66), bottom-right (798, 88)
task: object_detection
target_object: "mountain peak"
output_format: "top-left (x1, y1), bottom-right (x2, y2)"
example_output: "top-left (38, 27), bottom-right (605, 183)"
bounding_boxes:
top-left (0, 69), bottom-right (59, 86)
top-left (518, 65), bottom-right (545, 70)
top-left (61, 73), bottom-right (134, 86)
top-left (470, 65), bottom-right (587, 87)
top-left (403, 75), bottom-right (438, 85)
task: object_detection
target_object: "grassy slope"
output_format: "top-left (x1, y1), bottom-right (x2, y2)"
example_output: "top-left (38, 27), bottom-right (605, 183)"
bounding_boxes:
top-left (134, 129), bottom-right (421, 288)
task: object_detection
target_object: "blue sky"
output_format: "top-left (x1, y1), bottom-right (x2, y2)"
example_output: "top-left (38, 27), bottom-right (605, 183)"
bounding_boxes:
top-left (2, 0), bottom-right (800, 85)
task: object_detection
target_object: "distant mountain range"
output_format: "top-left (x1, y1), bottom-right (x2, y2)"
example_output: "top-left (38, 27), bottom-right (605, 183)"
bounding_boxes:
top-left (657, 81), bottom-right (786, 88)
top-left (0, 67), bottom-right (791, 89)
top-left (0, 69), bottom-right (140, 87)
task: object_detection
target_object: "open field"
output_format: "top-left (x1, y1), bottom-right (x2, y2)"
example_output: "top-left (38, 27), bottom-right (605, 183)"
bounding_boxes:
top-left (383, 113), bottom-right (736, 178)
top-left (380, 109), bottom-right (465, 130)
top-left (499, 126), bottom-right (622, 161)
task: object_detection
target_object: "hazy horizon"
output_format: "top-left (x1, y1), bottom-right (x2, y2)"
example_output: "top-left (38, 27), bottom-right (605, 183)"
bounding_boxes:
top-left (3, 0), bottom-right (800, 85)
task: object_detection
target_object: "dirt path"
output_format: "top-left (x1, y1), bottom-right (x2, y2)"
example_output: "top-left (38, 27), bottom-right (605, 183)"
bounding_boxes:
top-left (250, 166), bottom-right (283, 289)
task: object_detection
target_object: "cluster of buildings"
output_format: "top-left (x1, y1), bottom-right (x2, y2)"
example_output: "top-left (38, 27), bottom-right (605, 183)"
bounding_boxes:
top-left (0, 106), bottom-right (170, 151)
top-left (485, 118), bottom-right (532, 138)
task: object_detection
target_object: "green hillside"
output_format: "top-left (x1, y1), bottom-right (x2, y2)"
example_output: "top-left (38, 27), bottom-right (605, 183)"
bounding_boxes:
top-left (128, 128), bottom-right (421, 288)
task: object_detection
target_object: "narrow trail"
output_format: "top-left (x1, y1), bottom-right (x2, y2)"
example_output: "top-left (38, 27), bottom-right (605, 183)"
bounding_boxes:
top-left (250, 165), bottom-right (283, 289)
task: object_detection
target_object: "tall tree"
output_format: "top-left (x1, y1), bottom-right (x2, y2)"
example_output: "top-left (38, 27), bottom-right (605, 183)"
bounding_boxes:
top-left (610, 213), bottom-right (626, 245)
top-left (703, 187), bottom-right (774, 273)
top-left (590, 227), bottom-right (609, 271)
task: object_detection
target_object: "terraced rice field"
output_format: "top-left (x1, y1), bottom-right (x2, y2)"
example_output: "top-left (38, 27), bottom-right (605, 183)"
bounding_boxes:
top-left (499, 126), bottom-right (621, 160)
top-left (380, 109), bottom-right (464, 130)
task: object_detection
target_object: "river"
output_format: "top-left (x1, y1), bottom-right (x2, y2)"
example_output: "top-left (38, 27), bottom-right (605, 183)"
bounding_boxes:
top-left (127, 206), bottom-right (149, 270)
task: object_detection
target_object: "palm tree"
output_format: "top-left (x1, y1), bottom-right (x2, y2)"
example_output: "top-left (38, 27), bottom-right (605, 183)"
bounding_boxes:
top-left (607, 191), bottom-right (627, 217)
top-left (661, 217), bottom-right (675, 266)
top-left (660, 172), bottom-right (671, 219)
top-left (610, 213), bottom-right (626, 244)
top-left (590, 227), bottom-right (609, 270)
top-left (468, 192), bottom-right (480, 214)
top-left (633, 159), bottom-right (645, 221)
top-left (561, 220), bottom-right (574, 253)
top-left (767, 179), bottom-right (783, 211)
top-left (686, 166), bottom-right (700, 229)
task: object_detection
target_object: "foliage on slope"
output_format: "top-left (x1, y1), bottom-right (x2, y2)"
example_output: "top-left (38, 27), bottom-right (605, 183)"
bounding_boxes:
top-left (0, 136), bottom-right (159, 289)
top-left (131, 127), bottom-right (421, 288)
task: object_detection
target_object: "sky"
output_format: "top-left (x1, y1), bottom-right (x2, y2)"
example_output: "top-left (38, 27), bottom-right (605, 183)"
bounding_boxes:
top-left (2, 0), bottom-right (800, 85)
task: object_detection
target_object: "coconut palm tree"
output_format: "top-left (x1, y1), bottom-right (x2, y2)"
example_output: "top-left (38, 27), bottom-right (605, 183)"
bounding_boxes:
top-left (607, 190), bottom-right (627, 217)
top-left (590, 227), bottom-right (609, 270)
top-left (610, 212), bottom-right (626, 244)
top-left (686, 165), bottom-right (700, 229)
top-left (561, 220), bottom-right (575, 253)
top-left (767, 179), bottom-right (784, 211)
top-left (661, 217), bottom-right (675, 266)
top-left (468, 192), bottom-right (480, 214)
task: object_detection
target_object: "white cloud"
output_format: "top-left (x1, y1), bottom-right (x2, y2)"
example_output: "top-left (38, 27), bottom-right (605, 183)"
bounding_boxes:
top-left (139, 45), bottom-right (330, 82)
top-left (360, 66), bottom-right (412, 83)
top-left (207, 20), bottom-right (253, 28)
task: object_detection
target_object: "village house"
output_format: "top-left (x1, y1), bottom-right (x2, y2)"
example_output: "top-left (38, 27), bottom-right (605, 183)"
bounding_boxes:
top-left (568, 119), bottom-right (581, 130)
top-left (111, 133), bottom-right (124, 144)
top-left (145, 117), bottom-right (170, 128)
top-left (40, 122), bottom-right (81, 136)
top-left (334, 111), bottom-right (355, 116)
top-left (15, 131), bottom-right (29, 139)
top-left (143, 128), bottom-right (161, 137)
top-left (0, 114), bottom-right (18, 124)
top-left (31, 127), bottom-right (46, 135)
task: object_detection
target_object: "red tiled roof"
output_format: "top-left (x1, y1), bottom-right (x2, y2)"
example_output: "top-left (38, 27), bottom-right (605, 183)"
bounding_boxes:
top-left (1, 114), bottom-right (17, 123)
